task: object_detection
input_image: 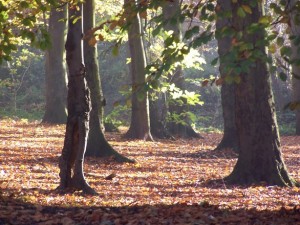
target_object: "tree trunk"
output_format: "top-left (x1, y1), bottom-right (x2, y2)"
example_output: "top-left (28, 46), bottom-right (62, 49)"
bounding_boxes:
top-left (57, 4), bottom-right (96, 195)
top-left (150, 92), bottom-right (173, 139)
top-left (124, 0), bottom-right (153, 141)
top-left (83, 0), bottom-right (132, 162)
top-left (290, 0), bottom-right (300, 135)
top-left (214, 0), bottom-right (238, 152)
top-left (162, 0), bottom-right (200, 138)
top-left (226, 1), bottom-right (295, 186)
top-left (42, 4), bottom-right (67, 124)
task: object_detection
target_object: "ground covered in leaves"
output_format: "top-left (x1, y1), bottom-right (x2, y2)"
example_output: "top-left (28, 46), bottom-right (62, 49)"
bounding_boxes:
top-left (0, 119), bottom-right (300, 225)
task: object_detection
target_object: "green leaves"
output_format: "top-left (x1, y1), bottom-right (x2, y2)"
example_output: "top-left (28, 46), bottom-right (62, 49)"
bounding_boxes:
top-left (241, 5), bottom-right (252, 14)
top-left (191, 31), bottom-right (213, 48)
top-left (280, 46), bottom-right (292, 57)
top-left (279, 72), bottom-right (287, 82)
top-left (0, 0), bottom-right (60, 63)
top-left (184, 26), bottom-right (199, 40)
top-left (20, 1), bottom-right (30, 8)
top-left (258, 16), bottom-right (271, 25)
top-left (270, 2), bottom-right (282, 14)
top-left (210, 57), bottom-right (219, 66)
top-left (237, 7), bottom-right (246, 18)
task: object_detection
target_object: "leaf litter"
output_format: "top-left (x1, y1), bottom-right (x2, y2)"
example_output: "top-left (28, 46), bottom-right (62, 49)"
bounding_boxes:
top-left (0, 119), bottom-right (300, 224)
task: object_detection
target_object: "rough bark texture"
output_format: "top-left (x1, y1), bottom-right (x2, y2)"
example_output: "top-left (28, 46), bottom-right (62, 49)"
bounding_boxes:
top-left (150, 93), bottom-right (173, 139)
top-left (290, 0), bottom-right (300, 135)
top-left (124, 0), bottom-right (153, 141)
top-left (226, 1), bottom-right (294, 186)
top-left (83, 0), bottom-right (132, 162)
top-left (42, 4), bottom-right (68, 124)
top-left (163, 0), bottom-right (201, 139)
top-left (214, 0), bottom-right (239, 152)
top-left (58, 5), bottom-right (96, 195)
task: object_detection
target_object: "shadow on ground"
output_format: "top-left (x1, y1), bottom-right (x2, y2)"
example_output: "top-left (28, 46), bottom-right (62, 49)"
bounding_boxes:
top-left (0, 194), bottom-right (299, 225)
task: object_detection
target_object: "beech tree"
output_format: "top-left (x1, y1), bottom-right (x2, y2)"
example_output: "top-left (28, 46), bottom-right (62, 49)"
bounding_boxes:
top-left (225, 0), bottom-right (295, 186)
top-left (83, 0), bottom-right (132, 162)
top-left (57, 3), bottom-right (96, 195)
top-left (162, 0), bottom-right (200, 138)
top-left (124, 0), bottom-right (153, 141)
top-left (214, 0), bottom-right (238, 152)
top-left (42, 3), bottom-right (68, 124)
top-left (289, 0), bottom-right (300, 135)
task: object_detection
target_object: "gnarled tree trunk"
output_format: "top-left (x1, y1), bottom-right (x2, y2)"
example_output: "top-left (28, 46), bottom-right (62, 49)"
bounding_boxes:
top-left (57, 4), bottom-right (96, 195)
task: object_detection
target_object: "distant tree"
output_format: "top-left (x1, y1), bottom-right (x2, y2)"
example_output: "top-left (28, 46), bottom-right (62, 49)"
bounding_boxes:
top-left (289, 0), bottom-right (300, 135)
top-left (42, 3), bottom-right (68, 124)
top-left (162, 0), bottom-right (201, 138)
top-left (226, 0), bottom-right (295, 186)
top-left (57, 3), bottom-right (96, 195)
top-left (149, 94), bottom-right (172, 139)
top-left (83, 0), bottom-right (132, 162)
top-left (124, 0), bottom-right (153, 140)
top-left (214, 0), bottom-right (238, 152)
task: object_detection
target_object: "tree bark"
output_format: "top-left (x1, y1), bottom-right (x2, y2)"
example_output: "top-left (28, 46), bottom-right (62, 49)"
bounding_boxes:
top-left (214, 0), bottom-right (239, 152)
top-left (290, 0), bottom-right (300, 135)
top-left (162, 0), bottom-right (201, 138)
top-left (83, 0), bottom-right (132, 162)
top-left (57, 4), bottom-right (96, 195)
top-left (149, 93), bottom-right (173, 139)
top-left (42, 4), bottom-right (67, 124)
top-left (226, 1), bottom-right (295, 186)
top-left (124, 0), bottom-right (153, 141)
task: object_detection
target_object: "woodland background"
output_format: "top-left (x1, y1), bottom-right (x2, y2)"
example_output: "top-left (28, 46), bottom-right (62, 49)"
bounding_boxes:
top-left (1, 0), bottom-right (300, 224)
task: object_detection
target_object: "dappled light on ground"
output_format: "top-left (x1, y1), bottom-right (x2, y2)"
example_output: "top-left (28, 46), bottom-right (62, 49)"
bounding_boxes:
top-left (1, 119), bottom-right (300, 224)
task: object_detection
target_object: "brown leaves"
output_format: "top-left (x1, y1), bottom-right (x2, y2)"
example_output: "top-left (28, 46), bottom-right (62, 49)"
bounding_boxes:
top-left (0, 120), bottom-right (300, 224)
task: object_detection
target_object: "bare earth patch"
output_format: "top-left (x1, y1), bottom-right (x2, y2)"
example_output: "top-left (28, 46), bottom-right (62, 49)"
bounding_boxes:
top-left (0, 119), bottom-right (300, 224)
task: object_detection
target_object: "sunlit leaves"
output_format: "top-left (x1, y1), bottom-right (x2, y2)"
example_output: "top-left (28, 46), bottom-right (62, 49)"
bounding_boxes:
top-left (258, 16), bottom-right (271, 25)
top-left (0, 0), bottom-right (58, 63)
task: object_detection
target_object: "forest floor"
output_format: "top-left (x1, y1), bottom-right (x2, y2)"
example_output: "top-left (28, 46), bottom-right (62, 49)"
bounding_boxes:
top-left (0, 119), bottom-right (300, 225)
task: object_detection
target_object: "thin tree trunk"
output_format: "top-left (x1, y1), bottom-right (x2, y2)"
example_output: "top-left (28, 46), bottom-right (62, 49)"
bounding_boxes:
top-left (57, 4), bottom-right (96, 195)
top-left (83, 0), bottom-right (133, 162)
top-left (42, 4), bottom-right (67, 124)
top-left (226, 1), bottom-right (295, 186)
top-left (214, 0), bottom-right (238, 152)
top-left (124, 0), bottom-right (153, 141)
top-left (162, 0), bottom-right (201, 138)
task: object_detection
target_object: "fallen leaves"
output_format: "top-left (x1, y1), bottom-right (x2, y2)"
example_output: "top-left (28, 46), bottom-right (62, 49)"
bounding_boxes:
top-left (0, 119), bottom-right (300, 224)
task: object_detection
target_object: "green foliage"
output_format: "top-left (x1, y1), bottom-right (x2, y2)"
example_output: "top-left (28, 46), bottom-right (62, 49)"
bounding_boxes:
top-left (0, 108), bottom-right (43, 121)
top-left (277, 111), bottom-right (296, 135)
top-left (0, 44), bottom-right (44, 115)
top-left (0, 0), bottom-right (59, 64)
top-left (166, 111), bottom-right (197, 127)
top-left (0, 0), bottom-right (297, 135)
top-left (104, 105), bottom-right (130, 127)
